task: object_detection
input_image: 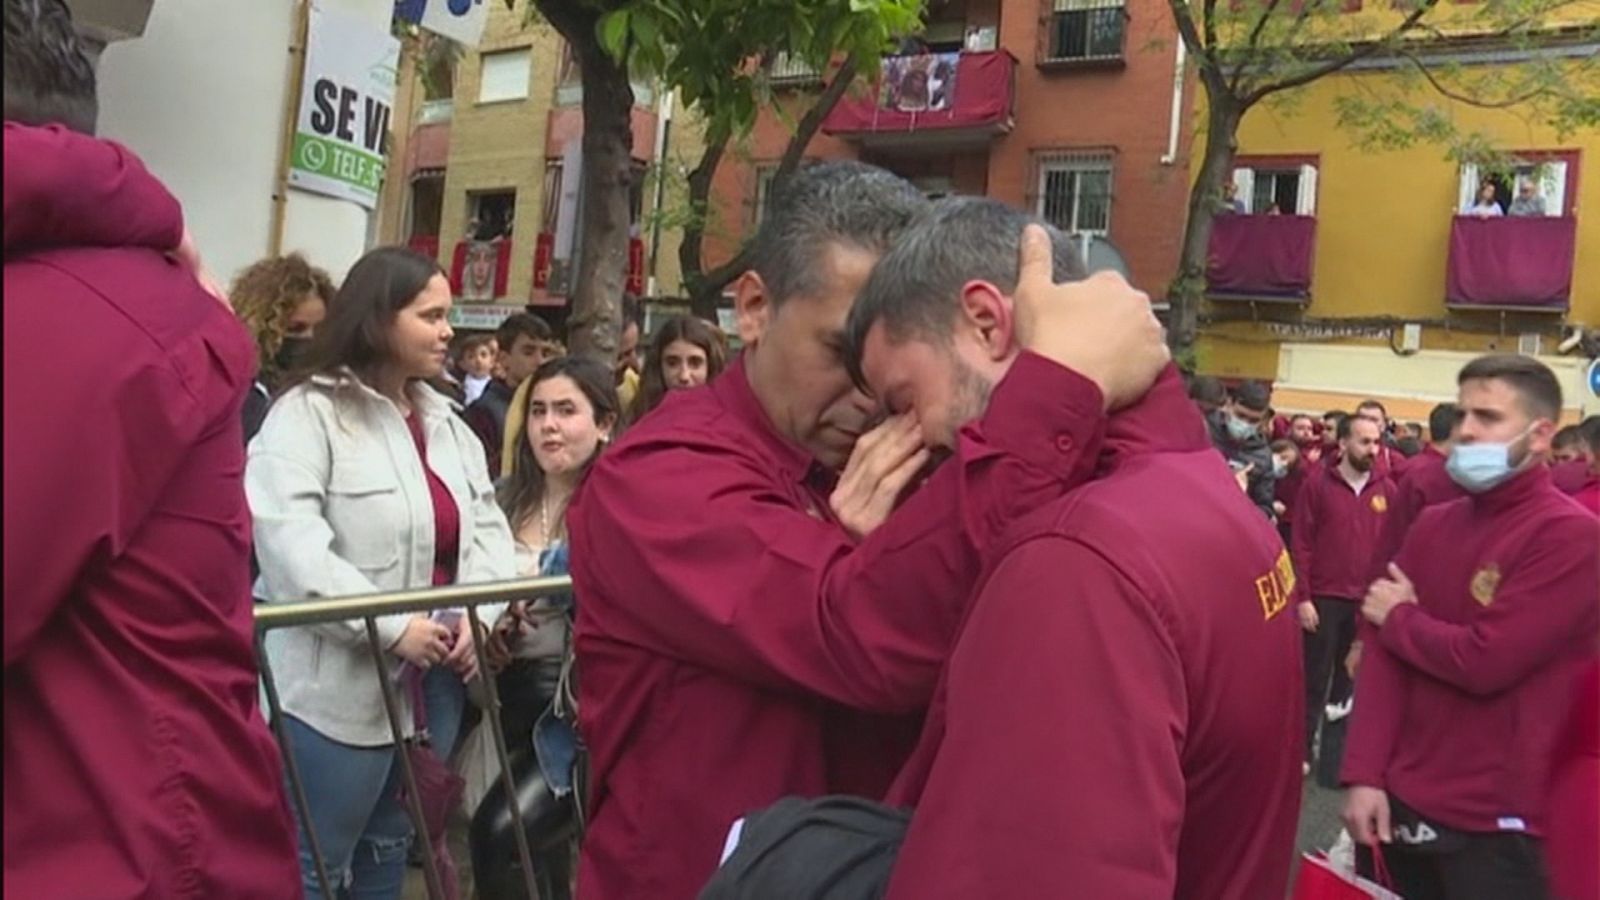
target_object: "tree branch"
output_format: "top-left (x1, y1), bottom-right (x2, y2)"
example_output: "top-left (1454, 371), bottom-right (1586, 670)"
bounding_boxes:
top-left (1244, 0), bottom-right (1440, 104)
top-left (1397, 48), bottom-right (1560, 108)
top-left (1230, 0), bottom-right (1290, 94)
top-left (678, 124), bottom-right (731, 292)
top-left (1203, 0), bottom-right (1220, 51)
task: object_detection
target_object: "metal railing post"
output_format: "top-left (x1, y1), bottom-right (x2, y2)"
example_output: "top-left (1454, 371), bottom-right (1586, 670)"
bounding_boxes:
top-left (256, 632), bottom-right (337, 899)
top-left (465, 604), bottom-right (543, 898)
top-left (365, 617), bottom-right (447, 900)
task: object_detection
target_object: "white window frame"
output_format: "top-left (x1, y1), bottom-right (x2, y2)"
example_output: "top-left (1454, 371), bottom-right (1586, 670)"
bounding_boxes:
top-left (753, 165), bottom-right (778, 226)
top-left (1234, 163), bottom-right (1318, 215)
top-left (478, 48), bottom-right (532, 104)
top-left (1036, 154), bottom-right (1114, 236)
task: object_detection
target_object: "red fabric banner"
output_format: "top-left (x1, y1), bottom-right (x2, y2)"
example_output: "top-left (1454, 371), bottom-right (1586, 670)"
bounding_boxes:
top-left (822, 50), bottom-right (1015, 135)
top-left (1206, 214), bottom-right (1317, 298)
top-left (1445, 215), bottom-right (1574, 309)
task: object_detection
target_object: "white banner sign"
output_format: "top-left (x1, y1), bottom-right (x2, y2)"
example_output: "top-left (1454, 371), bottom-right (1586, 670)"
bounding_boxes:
top-left (408, 0), bottom-right (489, 47)
top-left (288, 5), bottom-right (400, 210)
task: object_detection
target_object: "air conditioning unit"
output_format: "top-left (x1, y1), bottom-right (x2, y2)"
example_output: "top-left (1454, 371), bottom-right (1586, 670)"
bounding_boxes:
top-left (1518, 332), bottom-right (1543, 356)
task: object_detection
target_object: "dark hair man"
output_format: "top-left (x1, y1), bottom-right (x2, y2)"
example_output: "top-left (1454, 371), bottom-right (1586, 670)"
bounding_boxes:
top-left (833, 198), bottom-right (1302, 898)
top-left (1550, 422), bottom-right (1597, 497)
top-left (565, 164), bottom-right (1170, 899)
top-left (1570, 415), bottom-right (1600, 514)
top-left (1291, 413), bottom-right (1395, 777)
top-left (1343, 354), bottom-right (1599, 899)
top-left (1189, 374), bottom-right (1227, 415)
top-left (465, 312), bottom-right (556, 474)
top-left (1355, 398), bottom-right (1408, 478)
top-left (3, 1), bottom-right (300, 895)
top-left (1206, 378), bottom-right (1280, 519)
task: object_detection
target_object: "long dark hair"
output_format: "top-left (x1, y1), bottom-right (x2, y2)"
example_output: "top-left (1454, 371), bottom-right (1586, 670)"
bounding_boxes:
top-left (291, 246), bottom-right (443, 388)
top-left (497, 356), bottom-right (621, 533)
top-left (630, 315), bottom-right (728, 422)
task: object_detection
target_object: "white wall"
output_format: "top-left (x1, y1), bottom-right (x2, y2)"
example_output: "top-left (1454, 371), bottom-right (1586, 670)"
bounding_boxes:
top-left (95, 0), bottom-right (393, 286)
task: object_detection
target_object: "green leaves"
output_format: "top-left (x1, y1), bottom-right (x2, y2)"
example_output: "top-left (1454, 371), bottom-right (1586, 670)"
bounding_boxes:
top-left (598, 8), bottom-right (631, 58)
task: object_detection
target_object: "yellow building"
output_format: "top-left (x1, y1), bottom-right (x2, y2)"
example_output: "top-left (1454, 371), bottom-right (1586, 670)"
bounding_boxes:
top-left (378, 0), bottom-right (692, 332)
top-left (1195, 18), bottom-right (1600, 421)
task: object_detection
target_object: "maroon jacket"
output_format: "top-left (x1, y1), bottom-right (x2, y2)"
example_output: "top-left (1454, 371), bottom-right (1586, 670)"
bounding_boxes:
top-left (1291, 462), bottom-right (1395, 603)
top-left (3, 124), bottom-right (300, 897)
top-left (885, 371), bottom-right (1303, 900)
top-left (1368, 445), bottom-right (1463, 583)
top-left (1552, 458), bottom-right (1596, 496)
top-left (1342, 466), bottom-right (1600, 835)
top-left (567, 353), bottom-right (1108, 900)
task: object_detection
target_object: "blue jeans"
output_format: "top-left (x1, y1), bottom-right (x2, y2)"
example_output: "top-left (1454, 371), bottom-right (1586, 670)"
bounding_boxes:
top-left (282, 668), bottom-right (466, 900)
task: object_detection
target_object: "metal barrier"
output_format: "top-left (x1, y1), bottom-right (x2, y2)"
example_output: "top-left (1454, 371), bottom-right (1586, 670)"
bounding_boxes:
top-left (255, 576), bottom-right (574, 900)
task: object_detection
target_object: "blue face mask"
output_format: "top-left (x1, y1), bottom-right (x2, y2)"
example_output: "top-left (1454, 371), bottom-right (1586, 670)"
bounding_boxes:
top-left (1446, 427), bottom-right (1534, 493)
top-left (1226, 414), bottom-right (1258, 442)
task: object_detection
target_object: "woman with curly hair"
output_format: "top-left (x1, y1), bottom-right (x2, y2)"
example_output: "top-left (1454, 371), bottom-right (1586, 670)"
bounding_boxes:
top-left (231, 252), bottom-right (335, 443)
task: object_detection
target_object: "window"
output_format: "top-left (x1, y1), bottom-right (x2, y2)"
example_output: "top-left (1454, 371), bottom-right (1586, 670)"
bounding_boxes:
top-left (541, 162), bottom-right (564, 234)
top-left (478, 48), bottom-right (532, 104)
top-left (467, 190), bottom-right (516, 241)
top-left (422, 53), bottom-right (454, 102)
top-left (1044, 0), bottom-right (1127, 63)
top-left (752, 165), bottom-right (778, 225)
top-left (407, 174), bottom-right (444, 239)
top-left (1230, 161), bottom-right (1319, 214)
top-left (769, 52), bottom-right (822, 86)
top-left (1035, 152), bottom-right (1113, 235)
top-left (1457, 155), bottom-right (1574, 217)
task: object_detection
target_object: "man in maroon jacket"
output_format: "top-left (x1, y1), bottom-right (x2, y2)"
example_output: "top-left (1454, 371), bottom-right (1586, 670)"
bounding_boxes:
top-left (844, 198), bottom-right (1302, 899)
top-left (1292, 414), bottom-right (1396, 771)
top-left (1342, 354), bottom-right (1599, 900)
top-left (3, 4), bottom-right (300, 897)
top-left (566, 164), bottom-right (1169, 899)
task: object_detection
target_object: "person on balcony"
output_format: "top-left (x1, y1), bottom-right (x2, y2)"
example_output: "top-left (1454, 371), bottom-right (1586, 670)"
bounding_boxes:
top-left (1465, 180), bottom-right (1505, 217)
top-left (1220, 181), bottom-right (1248, 214)
top-left (1508, 179), bottom-right (1547, 217)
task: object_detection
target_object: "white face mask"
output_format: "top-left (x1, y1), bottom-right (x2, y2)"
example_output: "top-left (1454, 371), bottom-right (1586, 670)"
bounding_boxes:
top-left (1446, 425), bottom-right (1536, 493)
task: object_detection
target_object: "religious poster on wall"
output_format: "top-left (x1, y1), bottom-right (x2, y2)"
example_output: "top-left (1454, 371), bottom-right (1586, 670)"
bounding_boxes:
top-left (459, 240), bottom-right (500, 301)
top-left (289, 4), bottom-right (400, 210)
top-left (879, 52), bottom-right (959, 113)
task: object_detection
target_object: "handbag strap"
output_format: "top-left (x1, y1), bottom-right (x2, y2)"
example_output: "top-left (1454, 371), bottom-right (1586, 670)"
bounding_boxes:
top-left (1366, 841), bottom-right (1394, 890)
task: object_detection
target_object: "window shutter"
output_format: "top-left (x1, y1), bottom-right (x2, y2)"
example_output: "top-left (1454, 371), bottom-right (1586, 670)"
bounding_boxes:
top-left (1542, 161), bottom-right (1568, 217)
top-left (1232, 167), bottom-right (1255, 213)
top-left (1296, 164), bottom-right (1318, 215)
top-left (1458, 164), bottom-right (1480, 213)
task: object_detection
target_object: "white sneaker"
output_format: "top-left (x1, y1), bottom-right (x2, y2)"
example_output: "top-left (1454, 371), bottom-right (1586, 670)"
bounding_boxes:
top-left (1325, 696), bottom-right (1354, 722)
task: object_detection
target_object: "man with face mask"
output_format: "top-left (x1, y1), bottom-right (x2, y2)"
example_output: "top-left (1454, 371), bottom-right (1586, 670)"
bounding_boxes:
top-left (1289, 414), bottom-right (1396, 776)
top-left (818, 198), bottom-right (1301, 898)
top-left (565, 164), bottom-right (1170, 899)
top-left (1342, 354), bottom-right (1599, 900)
top-left (1206, 379), bottom-right (1279, 519)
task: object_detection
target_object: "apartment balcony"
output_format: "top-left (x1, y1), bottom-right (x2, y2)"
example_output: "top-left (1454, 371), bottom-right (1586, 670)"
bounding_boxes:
top-left (1206, 214), bottom-right (1317, 304)
top-left (821, 50), bottom-right (1017, 151)
top-left (1445, 216), bottom-right (1576, 312)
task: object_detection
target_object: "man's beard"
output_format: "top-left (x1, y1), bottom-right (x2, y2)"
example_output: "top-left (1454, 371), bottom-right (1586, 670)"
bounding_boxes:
top-left (1349, 453), bottom-right (1373, 473)
top-left (949, 354), bottom-right (994, 436)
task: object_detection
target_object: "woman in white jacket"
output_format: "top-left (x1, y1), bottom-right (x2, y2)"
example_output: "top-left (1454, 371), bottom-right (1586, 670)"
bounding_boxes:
top-left (247, 246), bottom-right (515, 899)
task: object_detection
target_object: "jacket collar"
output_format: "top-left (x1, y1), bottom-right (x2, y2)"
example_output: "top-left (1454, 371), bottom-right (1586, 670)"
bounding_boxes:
top-left (1099, 366), bottom-right (1211, 473)
top-left (308, 369), bottom-right (461, 423)
top-left (1472, 461), bottom-right (1552, 513)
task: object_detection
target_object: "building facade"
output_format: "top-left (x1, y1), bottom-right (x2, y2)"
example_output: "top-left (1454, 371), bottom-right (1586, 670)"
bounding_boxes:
top-left (701, 0), bottom-right (1198, 301)
top-left (1194, 6), bottom-right (1599, 419)
top-left (378, 0), bottom-right (685, 331)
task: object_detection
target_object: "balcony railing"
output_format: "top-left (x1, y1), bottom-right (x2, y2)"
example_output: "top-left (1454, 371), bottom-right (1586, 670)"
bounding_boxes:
top-left (821, 49), bottom-right (1017, 146)
top-left (1445, 215), bottom-right (1576, 312)
top-left (1206, 213), bottom-right (1317, 303)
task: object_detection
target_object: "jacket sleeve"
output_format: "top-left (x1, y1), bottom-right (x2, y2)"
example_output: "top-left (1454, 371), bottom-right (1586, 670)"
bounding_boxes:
top-left (1290, 477), bottom-right (1318, 605)
top-left (246, 392), bottom-right (414, 651)
top-left (887, 537), bottom-right (1185, 899)
top-left (568, 353), bottom-right (1106, 714)
top-left (1368, 477), bottom-right (1418, 585)
top-left (1376, 515), bottom-right (1600, 697)
top-left (2, 123), bottom-right (182, 255)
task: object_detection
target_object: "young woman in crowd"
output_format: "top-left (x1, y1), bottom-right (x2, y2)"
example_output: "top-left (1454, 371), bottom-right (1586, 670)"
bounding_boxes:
top-left (246, 246), bottom-right (516, 900)
top-left (627, 314), bottom-right (728, 422)
top-left (230, 252), bottom-right (335, 443)
top-left (470, 355), bottom-right (620, 900)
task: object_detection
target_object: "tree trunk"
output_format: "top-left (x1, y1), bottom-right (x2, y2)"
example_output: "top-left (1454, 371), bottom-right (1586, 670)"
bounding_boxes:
top-left (536, 0), bottom-right (634, 362)
top-left (1168, 91), bottom-right (1243, 354)
top-left (679, 126), bottom-right (730, 320)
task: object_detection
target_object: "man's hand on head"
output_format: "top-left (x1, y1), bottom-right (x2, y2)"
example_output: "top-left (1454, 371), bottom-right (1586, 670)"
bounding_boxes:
top-left (1010, 224), bottom-right (1168, 411)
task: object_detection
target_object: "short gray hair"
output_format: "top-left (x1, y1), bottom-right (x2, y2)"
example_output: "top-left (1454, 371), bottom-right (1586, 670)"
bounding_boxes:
top-left (749, 160), bottom-right (929, 306)
top-left (844, 197), bottom-right (1087, 388)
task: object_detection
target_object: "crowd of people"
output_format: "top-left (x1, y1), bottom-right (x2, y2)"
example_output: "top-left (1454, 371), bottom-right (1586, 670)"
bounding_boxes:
top-left (6, 2), bottom-right (1598, 900)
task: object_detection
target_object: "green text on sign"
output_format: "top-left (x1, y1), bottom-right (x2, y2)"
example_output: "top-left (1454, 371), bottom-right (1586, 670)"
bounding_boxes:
top-left (293, 132), bottom-right (385, 192)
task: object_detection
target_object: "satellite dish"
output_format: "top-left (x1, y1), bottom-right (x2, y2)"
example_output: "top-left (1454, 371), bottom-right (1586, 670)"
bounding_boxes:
top-left (1071, 233), bottom-right (1131, 280)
